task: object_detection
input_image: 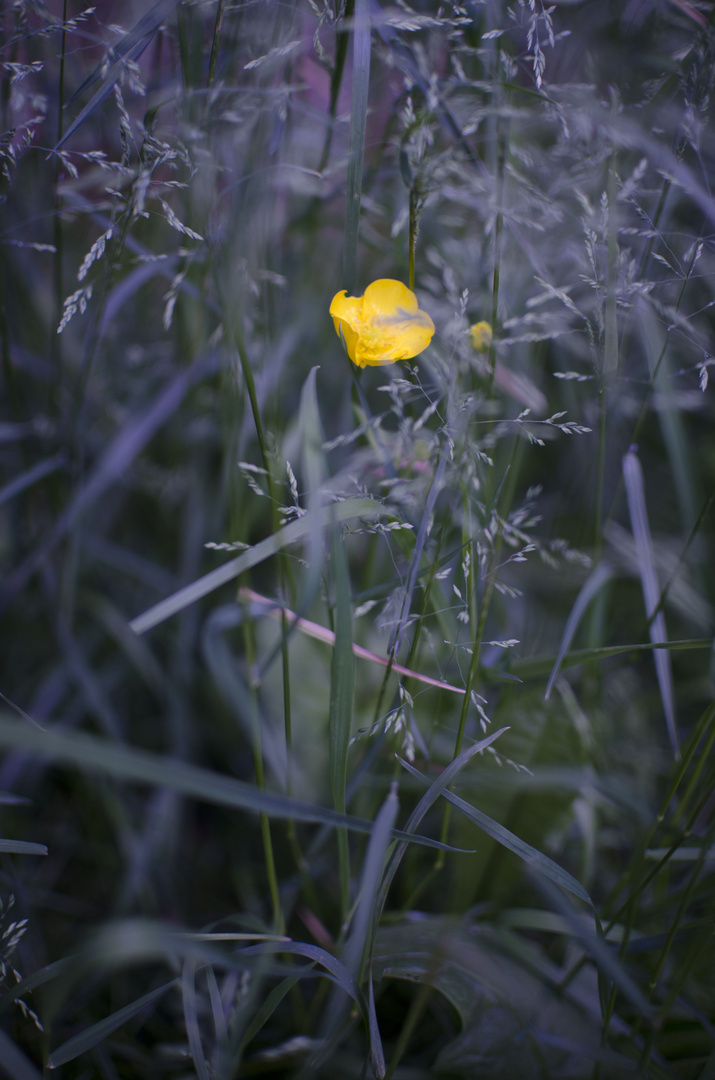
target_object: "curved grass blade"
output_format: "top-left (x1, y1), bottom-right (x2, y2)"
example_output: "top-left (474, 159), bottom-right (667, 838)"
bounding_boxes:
top-left (368, 973), bottom-right (386, 1079)
top-left (48, 980), bottom-right (177, 1069)
top-left (513, 638), bottom-right (711, 683)
top-left (329, 521), bottom-right (355, 913)
top-left (535, 876), bottom-right (650, 1019)
top-left (400, 758), bottom-right (593, 908)
top-left (130, 497), bottom-right (382, 635)
top-left (237, 941), bottom-right (366, 1021)
top-left (391, 450), bottom-right (446, 657)
top-left (343, 0), bottom-right (371, 292)
top-left (0, 1030), bottom-right (44, 1080)
top-left (329, 528), bottom-right (354, 818)
top-left (0, 958), bottom-right (76, 1017)
top-left (236, 972), bottom-right (308, 1059)
top-left (182, 960), bottom-right (210, 1080)
top-left (241, 588), bottom-right (466, 695)
top-left (54, 0), bottom-right (182, 152)
top-left (0, 840), bottom-right (47, 856)
top-left (0, 354), bottom-right (219, 615)
top-left (545, 561), bottom-right (614, 700)
top-left (0, 454), bottom-right (65, 509)
top-left (623, 449), bottom-right (679, 757)
top-left (322, 785), bottom-right (398, 1070)
top-left (375, 730), bottom-right (508, 922)
top-left (0, 716), bottom-right (462, 853)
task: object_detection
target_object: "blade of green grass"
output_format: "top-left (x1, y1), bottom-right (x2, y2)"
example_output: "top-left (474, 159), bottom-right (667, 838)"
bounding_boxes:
top-left (54, 0), bottom-right (182, 151)
top-left (182, 959), bottom-right (210, 1080)
top-left (512, 638), bottom-right (710, 683)
top-left (535, 876), bottom-right (651, 1019)
top-left (129, 496), bottom-right (382, 635)
top-left (373, 730), bottom-right (508, 927)
top-left (0, 715), bottom-right (462, 853)
top-left (236, 972), bottom-right (308, 1059)
top-left (391, 450), bottom-right (446, 657)
top-left (48, 980), bottom-right (177, 1069)
top-left (0, 1030), bottom-right (44, 1080)
top-left (237, 941), bottom-right (366, 1022)
top-left (0, 454), bottom-right (65, 509)
top-left (0, 840), bottom-right (47, 856)
top-left (623, 449), bottom-right (679, 757)
top-left (329, 521), bottom-right (355, 915)
top-left (0, 353), bottom-right (219, 615)
top-left (400, 758), bottom-right (594, 907)
top-left (325, 786), bottom-right (398, 1071)
top-left (545, 561), bottom-right (614, 700)
top-left (343, 0), bottom-right (371, 293)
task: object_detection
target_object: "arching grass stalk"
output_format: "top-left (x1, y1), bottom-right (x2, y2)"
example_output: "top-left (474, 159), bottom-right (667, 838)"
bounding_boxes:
top-left (318, 0), bottom-right (355, 173)
top-left (595, 791), bottom-right (712, 1077)
top-left (408, 185), bottom-right (418, 291)
top-left (232, 320), bottom-right (300, 877)
top-left (560, 703), bottom-right (715, 1065)
top-left (585, 161), bottom-right (619, 689)
top-left (383, 976), bottom-right (434, 1080)
top-left (437, 434), bottom-right (523, 862)
top-left (53, 0), bottom-right (68, 398)
top-left (206, 0), bottom-right (226, 90)
top-left (242, 617), bottom-right (283, 933)
top-left (487, 115), bottom-right (508, 396)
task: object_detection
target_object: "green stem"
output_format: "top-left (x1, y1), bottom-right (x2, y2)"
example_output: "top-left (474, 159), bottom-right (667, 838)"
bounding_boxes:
top-left (408, 186), bottom-right (417, 291)
top-left (319, 0), bottom-right (355, 173)
top-left (487, 115), bottom-right (508, 395)
top-left (232, 320), bottom-right (304, 890)
top-left (438, 436), bottom-right (521, 864)
top-left (384, 978), bottom-right (434, 1080)
top-left (207, 0), bottom-right (226, 89)
top-left (243, 620), bottom-right (283, 932)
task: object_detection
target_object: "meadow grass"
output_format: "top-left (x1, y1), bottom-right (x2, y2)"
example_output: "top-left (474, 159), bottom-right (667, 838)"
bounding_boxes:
top-left (1, 1), bottom-right (715, 1076)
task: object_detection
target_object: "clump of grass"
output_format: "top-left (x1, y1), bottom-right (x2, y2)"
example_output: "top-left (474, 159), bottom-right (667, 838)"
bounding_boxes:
top-left (0, 1), bottom-right (714, 1077)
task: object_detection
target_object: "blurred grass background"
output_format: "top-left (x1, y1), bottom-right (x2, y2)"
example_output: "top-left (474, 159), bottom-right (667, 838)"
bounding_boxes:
top-left (1, 0), bottom-right (715, 1076)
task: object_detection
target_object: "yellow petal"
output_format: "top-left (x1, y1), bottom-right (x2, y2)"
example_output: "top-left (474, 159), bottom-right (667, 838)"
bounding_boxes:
top-left (330, 291), bottom-right (362, 363)
top-left (355, 313), bottom-right (435, 366)
top-left (361, 279), bottom-right (419, 320)
top-left (360, 279), bottom-right (434, 366)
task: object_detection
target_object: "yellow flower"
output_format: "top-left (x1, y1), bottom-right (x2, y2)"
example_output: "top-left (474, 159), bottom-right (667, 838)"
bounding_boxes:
top-left (330, 279), bottom-right (435, 368)
top-left (469, 321), bottom-right (492, 353)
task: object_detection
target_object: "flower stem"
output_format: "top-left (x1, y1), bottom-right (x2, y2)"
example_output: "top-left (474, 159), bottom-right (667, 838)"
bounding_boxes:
top-left (408, 186), bottom-right (418, 291)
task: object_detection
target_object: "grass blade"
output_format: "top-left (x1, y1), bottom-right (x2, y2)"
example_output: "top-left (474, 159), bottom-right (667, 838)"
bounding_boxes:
top-left (54, 0), bottom-right (182, 151)
top-left (0, 354), bottom-right (218, 614)
top-left (329, 528), bottom-right (354, 817)
top-left (545, 561), bottom-right (614, 700)
top-left (329, 521), bottom-right (355, 913)
top-left (130, 497), bottom-right (382, 635)
top-left (0, 716), bottom-right (461, 852)
top-left (319, 786), bottom-right (397, 1070)
top-left (343, 0), bottom-right (371, 292)
top-left (392, 450), bottom-right (446, 657)
top-left (241, 588), bottom-right (466, 694)
top-left (623, 449), bottom-right (679, 757)
top-left (182, 960), bottom-right (210, 1080)
top-left (0, 454), bottom-right (65, 509)
top-left (0, 840), bottom-right (47, 856)
top-left (48, 981), bottom-right (177, 1068)
top-left (0, 1030), bottom-right (44, 1080)
top-left (400, 758), bottom-right (593, 907)
top-left (374, 730), bottom-right (508, 923)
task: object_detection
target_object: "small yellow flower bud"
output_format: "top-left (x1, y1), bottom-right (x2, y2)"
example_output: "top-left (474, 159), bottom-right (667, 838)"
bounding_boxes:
top-left (469, 321), bottom-right (492, 353)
